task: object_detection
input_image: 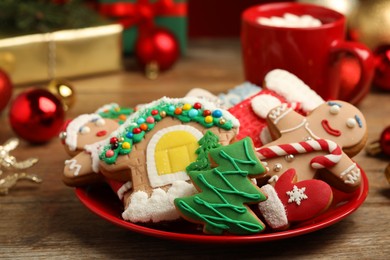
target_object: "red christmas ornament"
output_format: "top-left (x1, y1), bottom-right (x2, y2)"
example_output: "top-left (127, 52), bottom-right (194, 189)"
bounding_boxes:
top-left (366, 125), bottom-right (390, 157)
top-left (373, 45), bottom-right (390, 91)
top-left (9, 88), bottom-right (65, 143)
top-left (339, 56), bottom-right (361, 101)
top-left (135, 27), bottom-right (179, 78)
top-left (379, 126), bottom-right (390, 156)
top-left (0, 69), bottom-right (13, 113)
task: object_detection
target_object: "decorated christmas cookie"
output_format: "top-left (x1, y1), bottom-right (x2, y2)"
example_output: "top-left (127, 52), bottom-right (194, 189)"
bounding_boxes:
top-left (60, 103), bottom-right (134, 156)
top-left (61, 104), bottom-right (134, 186)
top-left (63, 96), bottom-right (240, 223)
top-left (274, 169), bottom-right (333, 222)
top-left (229, 69), bottom-right (324, 147)
top-left (256, 100), bottom-right (367, 192)
top-left (175, 137), bottom-right (267, 235)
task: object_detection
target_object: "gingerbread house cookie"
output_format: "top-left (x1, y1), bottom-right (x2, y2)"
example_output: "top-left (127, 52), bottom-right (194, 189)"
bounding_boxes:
top-left (64, 96), bottom-right (240, 223)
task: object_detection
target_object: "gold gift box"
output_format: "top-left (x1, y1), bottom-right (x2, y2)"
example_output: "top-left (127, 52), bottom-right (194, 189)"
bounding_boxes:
top-left (0, 24), bottom-right (123, 85)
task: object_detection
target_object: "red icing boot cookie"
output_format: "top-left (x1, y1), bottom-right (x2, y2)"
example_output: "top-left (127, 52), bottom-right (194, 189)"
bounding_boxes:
top-left (256, 100), bottom-right (367, 192)
top-left (274, 169), bottom-right (333, 222)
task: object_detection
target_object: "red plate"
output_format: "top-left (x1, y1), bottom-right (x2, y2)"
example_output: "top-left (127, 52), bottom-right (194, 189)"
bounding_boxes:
top-left (75, 168), bottom-right (368, 243)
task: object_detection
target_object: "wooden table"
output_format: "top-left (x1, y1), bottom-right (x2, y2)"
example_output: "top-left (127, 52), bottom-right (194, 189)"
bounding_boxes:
top-left (1, 40), bottom-right (389, 259)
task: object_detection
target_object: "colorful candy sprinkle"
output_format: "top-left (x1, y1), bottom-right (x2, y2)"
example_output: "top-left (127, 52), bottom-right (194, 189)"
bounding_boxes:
top-left (183, 103), bottom-right (191, 110)
top-left (140, 123), bottom-right (148, 131)
top-left (203, 110), bottom-right (211, 116)
top-left (126, 132), bottom-right (134, 138)
top-left (151, 109), bottom-right (159, 115)
top-left (188, 108), bottom-right (199, 118)
top-left (193, 102), bottom-right (202, 109)
top-left (137, 118), bottom-right (145, 124)
top-left (122, 142), bottom-right (131, 149)
top-left (205, 115), bottom-right (213, 123)
top-left (133, 128), bottom-right (142, 134)
top-left (105, 149), bottom-right (114, 158)
top-left (174, 107), bottom-right (182, 115)
top-left (110, 137), bottom-right (118, 144)
top-left (119, 114), bottom-right (127, 121)
top-left (146, 116), bottom-right (155, 123)
top-left (212, 109), bottom-right (222, 118)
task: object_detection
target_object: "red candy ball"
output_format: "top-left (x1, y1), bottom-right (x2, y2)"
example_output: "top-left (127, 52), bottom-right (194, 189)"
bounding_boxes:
top-left (193, 102), bottom-right (202, 109)
top-left (9, 88), bottom-right (65, 143)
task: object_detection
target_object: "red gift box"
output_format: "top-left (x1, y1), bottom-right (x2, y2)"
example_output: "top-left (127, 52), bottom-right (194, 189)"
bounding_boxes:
top-left (98, 0), bottom-right (187, 54)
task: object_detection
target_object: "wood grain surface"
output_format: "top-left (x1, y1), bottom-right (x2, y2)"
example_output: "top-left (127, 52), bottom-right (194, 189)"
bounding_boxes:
top-left (1, 39), bottom-right (389, 259)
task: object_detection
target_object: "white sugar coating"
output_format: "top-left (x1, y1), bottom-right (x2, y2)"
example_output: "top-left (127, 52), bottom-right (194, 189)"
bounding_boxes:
top-left (257, 13), bottom-right (322, 28)
top-left (65, 113), bottom-right (103, 151)
top-left (122, 180), bottom-right (197, 223)
top-left (264, 69), bottom-right (324, 112)
top-left (258, 184), bottom-right (288, 229)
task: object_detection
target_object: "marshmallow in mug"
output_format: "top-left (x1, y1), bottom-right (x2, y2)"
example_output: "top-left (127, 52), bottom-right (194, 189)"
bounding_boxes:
top-left (257, 13), bottom-right (322, 28)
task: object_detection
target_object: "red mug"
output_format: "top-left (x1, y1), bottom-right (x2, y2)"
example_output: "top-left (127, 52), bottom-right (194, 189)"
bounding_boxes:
top-left (241, 2), bottom-right (375, 104)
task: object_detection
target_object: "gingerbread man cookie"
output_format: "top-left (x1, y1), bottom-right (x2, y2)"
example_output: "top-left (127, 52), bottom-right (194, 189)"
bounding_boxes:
top-left (61, 103), bottom-right (133, 186)
top-left (256, 100), bottom-right (367, 192)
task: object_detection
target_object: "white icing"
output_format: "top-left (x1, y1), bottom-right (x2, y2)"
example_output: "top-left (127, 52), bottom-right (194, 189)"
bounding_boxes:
top-left (274, 107), bottom-right (293, 125)
top-left (330, 105), bottom-right (340, 115)
top-left (251, 94), bottom-right (282, 119)
top-left (346, 118), bottom-right (356, 128)
top-left (258, 184), bottom-right (288, 229)
top-left (264, 69), bottom-right (324, 112)
top-left (146, 125), bottom-right (203, 188)
top-left (340, 163), bottom-right (361, 184)
top-left (84, 139), bottom-right (109, 173)
top-left (269, 103), bottom-right (288, 122)
top-left (64, 159), bottom-right (81, 176)
top-left (286, 185), bottom-right (308, 205)
top-left (65, 113), bottom-right (102, 151)
top-left (280, 118), bottom-right (307, 134)
top-left (95, 118), bottom-right (106, 126)
top-left (268, 175), bottom-right (279, 184)
top-left (257, 13), bottom-right (322, 28)
top-left (117, 181), bottom-right (132, 200)
top-left (79, 126), bottom-right (91, 135)
top-left (122, 180), bottom-right (197, 223)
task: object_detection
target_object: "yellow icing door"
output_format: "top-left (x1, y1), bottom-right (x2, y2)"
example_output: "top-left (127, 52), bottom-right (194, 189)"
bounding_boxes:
top-left (147, 125), bottom-right (203, 188)
top-left (155, 131), bottom-right (199, 175)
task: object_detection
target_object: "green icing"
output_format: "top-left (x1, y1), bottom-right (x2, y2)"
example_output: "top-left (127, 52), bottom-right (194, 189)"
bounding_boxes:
top-left (186, 131), bottom-right (221, 172)
top-left (174, 137), bottom-right (267, 235)
top-left (98, 106), bottom-right (134, 125)
top-left (99, 100), bottom-right (236, 164)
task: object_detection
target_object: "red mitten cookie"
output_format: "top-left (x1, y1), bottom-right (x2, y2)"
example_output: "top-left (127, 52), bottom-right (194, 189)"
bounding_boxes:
top-left (274, 169), bottom-right (333, 222)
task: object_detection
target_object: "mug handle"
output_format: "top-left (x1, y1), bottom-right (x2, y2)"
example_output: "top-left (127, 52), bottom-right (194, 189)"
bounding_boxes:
top-left (330, 41), bottom-right (375, 104)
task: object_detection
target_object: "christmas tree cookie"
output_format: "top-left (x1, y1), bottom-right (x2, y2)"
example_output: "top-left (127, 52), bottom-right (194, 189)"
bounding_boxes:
top-left (175, 137), bottom-right (267, 235)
